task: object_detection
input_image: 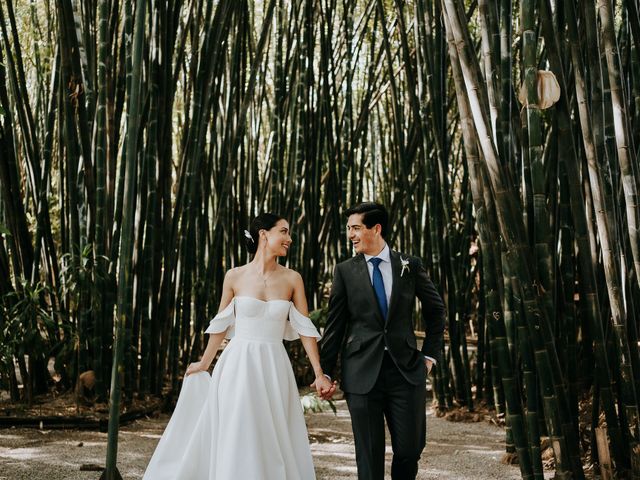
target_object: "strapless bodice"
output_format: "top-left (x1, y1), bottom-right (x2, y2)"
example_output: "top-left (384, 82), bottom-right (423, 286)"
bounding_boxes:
top-left (204, 296), bottom-right (321, 342)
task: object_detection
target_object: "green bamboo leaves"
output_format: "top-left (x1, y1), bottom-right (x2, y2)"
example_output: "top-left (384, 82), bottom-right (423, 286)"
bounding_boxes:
top-left (2, 0), bottom-right (640, 477)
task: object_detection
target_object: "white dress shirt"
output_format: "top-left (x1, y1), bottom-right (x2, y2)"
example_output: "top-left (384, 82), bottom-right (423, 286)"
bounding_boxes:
top-left (363, 244), bottom-right (393, 306)
top-left (364, 244), bottom-right (436, 365)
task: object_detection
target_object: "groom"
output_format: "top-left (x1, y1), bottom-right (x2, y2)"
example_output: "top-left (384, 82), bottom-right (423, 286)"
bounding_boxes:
top-left (319, 202), bottom-right (446, 480)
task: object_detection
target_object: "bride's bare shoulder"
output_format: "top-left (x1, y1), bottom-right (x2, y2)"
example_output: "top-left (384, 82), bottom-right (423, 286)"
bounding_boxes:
top-left (280, 266), bottom-right (303, 283)
top-left (224, 266), bottom-right (248, 282)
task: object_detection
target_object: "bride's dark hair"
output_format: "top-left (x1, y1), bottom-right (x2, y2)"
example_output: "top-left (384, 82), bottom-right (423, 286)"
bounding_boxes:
top-left (244, 213), bottom-right (285, 254)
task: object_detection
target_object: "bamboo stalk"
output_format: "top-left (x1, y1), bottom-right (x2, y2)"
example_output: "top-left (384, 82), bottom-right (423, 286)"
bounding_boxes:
top-left (104, 0), bottom-right (146, 476)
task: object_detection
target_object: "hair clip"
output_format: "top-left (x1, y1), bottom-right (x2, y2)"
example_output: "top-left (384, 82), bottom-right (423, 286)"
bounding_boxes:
top-left (244, 230), bottom-right (254, 243)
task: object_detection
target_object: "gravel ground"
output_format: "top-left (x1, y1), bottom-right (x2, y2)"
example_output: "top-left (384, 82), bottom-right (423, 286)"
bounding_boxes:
top-left (0, 398), bottom-right (544, 480)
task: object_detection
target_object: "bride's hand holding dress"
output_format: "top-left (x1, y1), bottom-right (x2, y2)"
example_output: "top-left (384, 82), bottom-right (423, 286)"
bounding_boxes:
top-left (185, 328), bottom-right (227, 377)
top-left (185, 361), bottom-right (206, 376)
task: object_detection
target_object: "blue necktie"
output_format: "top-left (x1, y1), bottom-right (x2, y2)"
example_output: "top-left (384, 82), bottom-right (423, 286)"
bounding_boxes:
top-left (369, 257), bottom-right (388, 319)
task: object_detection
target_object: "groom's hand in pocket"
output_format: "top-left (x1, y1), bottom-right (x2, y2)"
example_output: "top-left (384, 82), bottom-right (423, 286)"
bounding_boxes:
top-left (425, 358), bottom-right (433, 374)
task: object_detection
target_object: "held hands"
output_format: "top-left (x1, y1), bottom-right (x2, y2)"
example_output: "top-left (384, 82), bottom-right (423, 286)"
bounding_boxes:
top-left (186, 361), bottom-right (206, 376)
top-left (310, 374), bottom-right (337, 401)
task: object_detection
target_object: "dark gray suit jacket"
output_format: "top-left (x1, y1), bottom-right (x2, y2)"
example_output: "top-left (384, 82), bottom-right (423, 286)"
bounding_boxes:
top-left (320, 250), bottom-right (446, 394)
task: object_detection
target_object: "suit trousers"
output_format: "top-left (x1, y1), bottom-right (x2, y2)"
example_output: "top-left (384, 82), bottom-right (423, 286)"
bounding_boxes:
top-left (345, 351), bottom-right (427, 480)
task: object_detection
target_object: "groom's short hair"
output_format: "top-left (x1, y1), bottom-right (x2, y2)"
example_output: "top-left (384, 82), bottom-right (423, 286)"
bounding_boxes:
top-left (345, 202), bottom-right (389, 238)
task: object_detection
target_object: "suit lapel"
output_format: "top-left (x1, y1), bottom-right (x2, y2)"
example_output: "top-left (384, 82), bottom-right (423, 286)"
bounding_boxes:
top-left (386, 250), bottom-right (402, 326)
top-left (352, 254), bottom-right (385, 326)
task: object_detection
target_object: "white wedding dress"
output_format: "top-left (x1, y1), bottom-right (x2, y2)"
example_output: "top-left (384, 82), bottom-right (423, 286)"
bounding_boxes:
top-left (143, 296), bottom-right (321, 479)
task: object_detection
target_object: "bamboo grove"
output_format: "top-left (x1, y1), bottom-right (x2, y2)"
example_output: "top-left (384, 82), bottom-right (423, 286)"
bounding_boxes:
top-left (1, 0), bottom-right (639, 478)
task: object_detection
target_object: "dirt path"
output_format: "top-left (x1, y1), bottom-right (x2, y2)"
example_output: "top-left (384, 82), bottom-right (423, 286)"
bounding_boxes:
top-left (0, 399), bottom-right (540, 479)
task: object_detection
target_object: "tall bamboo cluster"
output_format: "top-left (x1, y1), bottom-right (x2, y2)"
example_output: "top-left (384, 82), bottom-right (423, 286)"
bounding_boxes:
top-left (442, 0), bottom-right (640, 477)
top-left (1, 0), bottom-right (640, 477)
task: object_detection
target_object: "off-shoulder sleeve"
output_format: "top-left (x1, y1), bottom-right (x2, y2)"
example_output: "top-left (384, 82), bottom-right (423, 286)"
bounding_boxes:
top-left (204, 298), bottom-right (235, 339)
top-left (283, 303), bottom-right (321, 341)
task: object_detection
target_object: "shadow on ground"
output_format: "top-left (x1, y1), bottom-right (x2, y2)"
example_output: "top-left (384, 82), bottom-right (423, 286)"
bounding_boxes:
top-left (0, 399), bottom-right (538, 479)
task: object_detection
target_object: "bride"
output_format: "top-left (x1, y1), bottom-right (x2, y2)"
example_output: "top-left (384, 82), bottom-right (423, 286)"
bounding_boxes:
top-left (143, 213), bottom-right (336, 479)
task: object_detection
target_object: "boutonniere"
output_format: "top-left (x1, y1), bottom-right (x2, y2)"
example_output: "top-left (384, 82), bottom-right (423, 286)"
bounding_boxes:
top-left (400, 256), bottom-right (410, 277)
